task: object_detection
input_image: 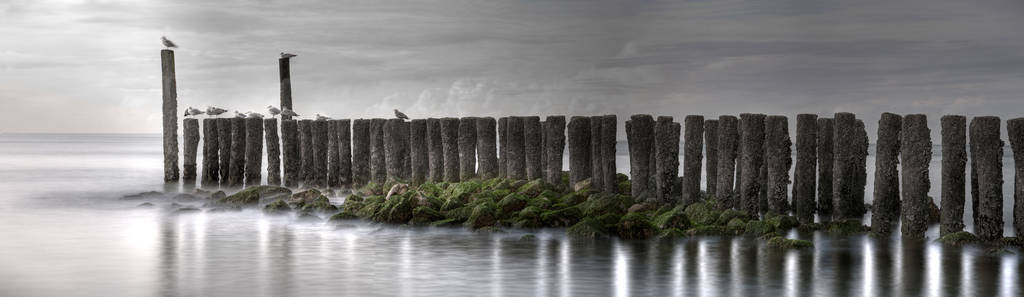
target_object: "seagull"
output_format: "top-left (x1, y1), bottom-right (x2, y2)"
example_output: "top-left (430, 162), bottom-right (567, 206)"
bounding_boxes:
top-left (281, 108), bottom-right (299, 118)
top-left (161, 36), bottom-right (178, 49)
top-left (184, 107), bottom-right (205, 117)
top-left (234, 111), bottom-right (247, 118)
top-left (281, 52), bottom-right (297, 59)
top-left (206, 106), bottom-right (228, 117)
top-left (394, 109), bottom-right (409, 120)
top-left (315, 114), bottom-right (331, 121)
top-left (267, 105), bottom-right (281, 118)
top-left (246, 112), bottom-right (264, 119)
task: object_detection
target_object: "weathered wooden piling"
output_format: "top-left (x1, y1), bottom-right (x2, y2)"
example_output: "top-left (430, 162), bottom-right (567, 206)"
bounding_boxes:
top-left (600, 115), bottom-right (617, 193)
top-left (279, 57), bottom-right (293, 120)
top-left (327, 120), bottom-right (341, 187)
top-left (765, 115), bottom-right (791, 214)
top-left (900, 114), bottom-right (932, 239)
top-left (970, 116), bottom-right (1004, 241)
top-left (938, 115), bottom-right (966, 236)
top-left (544, 116), bottom-right (566, 187)
top-left (524, 116), bottom-right (543, 181)
top-left (793, 114), bottom-right (817, 222)
top-left (497, 117), bottom-right (508, 178)
top-left (1008, 118), bottom-right (1024, 236)
top-left (715, 116), bottom-right (739, 209)
top-left (281, 120), bottom-right (299, 187)
top-left (399, 121), bottom-right (411, 179)
top-left (244, 117), bottom-right (263, 187)
top-left (384, 119), bottom-right (409, 182)
top-left (217, 118), bottom-right (233, 184)
top-left (506, 117), bottom-right (526, 180)
top-left (589, 116), bottom-right (605, 191)
top-left (458, 117), bottom-right (478, 180)
top-left (299, 120), bottom-right (314, 186)
top-left (336, 119), bottom-right (352, 187)
top-left (853, 120), bottom-right (868, 216)
top-left (369, 119), bottom-right (387, 184)
top-left (161, 49), bottom-right (179, 182)
top-left (264, 119), bottom-right (281, 186)
top-left (409, 119), bottom-right (428, 185)
top-left (540, 120), bottom-right (547, 177)
top-left (426, 118), bottom-right (444, 182)
top-left (656, 116), bottom-right (681, 203)
top-left (567, 117), bottom-right (591, 186)
top-left (871, 113), bottom-right (902, 235)
top-left (201, 119), bottom-right (220, 187)
top-left (683, 116), bottom-right (704, 205)
top-left (627, 115), bottom-right (655, 200)
top-left (739, 113), bottom-right (766, 215)
top-left (312, 120), bottom-right (329, 187)
top-left (476, 117), bottom-right (498, 179)
top-left (816, 118), bottom-right (835, 218)
top-left (182, 118), bottom-right (199, 184)
top-left (833, 112), bottom-right (859, 219)
top-left (704, 119), bottom-right (719, 197)
top-left (227, 118), bottom-right (246, 187)
top-left (441, 117), bottom-right (461, 182)
top-left (351, 119), bottom-right (371, 187)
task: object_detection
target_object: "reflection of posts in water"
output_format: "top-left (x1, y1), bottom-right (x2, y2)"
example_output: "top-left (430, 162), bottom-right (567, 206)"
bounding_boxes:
top-left (899, 238), bottom-right (925, 297)
top-left (871, 239), bottom-right (895, 297)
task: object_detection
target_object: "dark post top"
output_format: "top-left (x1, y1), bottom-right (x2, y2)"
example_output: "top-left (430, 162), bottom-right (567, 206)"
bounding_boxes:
top-left (279, 58), bottom-right (293, 120)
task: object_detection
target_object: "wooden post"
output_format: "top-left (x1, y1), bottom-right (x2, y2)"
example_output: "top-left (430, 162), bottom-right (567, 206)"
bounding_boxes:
top-left (312, 120), bottom-right (329, 187)
top-left (201, 119), bottom-right (220, 188)
top-left (426, 118), bottom-right (444, 182)
top-left (369, 118), bottom-right (387, 184)
top-left (600, 115), bottom-right (617, 193)
top-left (506, 117), bottom-right (526, 180)
top-left (900, 114), bottom-right (932, 239)
top-left (161, 49), bottom-right (179, 182)
top-left (299, 119), bottom-right (314, 187)
top-left (410, 119), bottom-right (429, 185)
top-left (765, 115), bottom-right (791, 214)
top-left (589, 116), bottom-right (605, 191)
top-left (683, 115), bottom-right (704, 205)
top-left (833, 112), bottom-right (858, 219)
top-left (327, 120), bottom-right (341, 187)
top-left (279, 58), bottom-right (293, 120)
top-left (216, 118), bottom-right (233, 185)
top-left (498, 117), bottom-right (508, 178)
top-left (704, 119), bottom-right (719, 197)
top-left (627, 114), bottom-right (655, 200)
top-left (970, 116), bottom-right (1004, 241)
top-left (715, 115), bottom-right (739, 209)
top-left (544, 116), bottom-right (566, 188)
top-left (939, 115), bottom-right (965, 236)
top-left (816, 118), bottom-right (835, 219)
top-left (872, 113), bottom-right (902, 234)
top-left (182, 118), bottom-right (199, 186)
top-left (280, 119), bottom-right (299, 187)
top-left (854, 120), bottom-right (869, 216)
top-left (739, 113), bottom-right (766, 215)
top-left (1007, 118), bottom-right (1024, 237)
top-left (337, 119), bottom-right (352, 187)
top-left (476, 117), bottom-right (498, 179)
top-left (567, 116), bottom-right (591, 187)
top-left (244, 117), bottom-right (263, 187)
top-left (441, 117), bottom-right (461, 182)
top-left (264, 118), bottom-right (281, 186)
top-left (459, 117), bottom-right (478, 180)
top-left (793, 114), bottom-right (817, 222)
top-left (524, 116), bottom-right (543, 181)
top-left (384, 118), bottom-right (409, 182)
top-left (351, 119), bottom-right (371, 187)
top-left (228, 118), bottom-right (246, 188)
top-left (656, 116), bottom-right (680, 203)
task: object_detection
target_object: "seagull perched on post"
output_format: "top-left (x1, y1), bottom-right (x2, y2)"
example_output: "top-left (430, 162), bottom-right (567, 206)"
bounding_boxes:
top-left (206, 106), bottom-right (228, 117)
top-left (267, 105), bottom-right (281, 118)
top-left (184, 107), bottom-right (205, 117)
top-left (315, 114), bottom-right (332, 121)
top-left (234, 111), bottom-right (247, 118)
top-left (281, 108), bottom-right (299, 118)
top-left (246, 112), bottom-right (264, 119)
top-left (281, 52), bottom-right (297, 59)
top-left (394, 109), bottom-right (409, 120)
top-left (161, 36), bottom-right (178, 49)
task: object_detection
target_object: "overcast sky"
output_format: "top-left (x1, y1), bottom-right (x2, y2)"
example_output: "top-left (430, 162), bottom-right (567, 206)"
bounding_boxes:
top-left (1, 0), bottom-right (1023, 135)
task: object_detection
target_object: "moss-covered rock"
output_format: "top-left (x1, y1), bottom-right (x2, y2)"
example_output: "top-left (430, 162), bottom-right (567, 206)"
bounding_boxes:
top-left (559, 192), bottom-right (588, 206)
top-left (573, 179), bottom-right (592, 193)
top-left (652, 206), bottom-right (691, 229)
top-left (627, 203), bottom-right (656, 214)
top-left (797, 223), bottom-right (824, 233)
top-left (579, 194), bottom-right (630, 217)
top-left (658, 228), bottom-right (688, 239)
top-left (567, 218), bottom-right (612, 238)
top-left (497, 193), bottom-right (529, 216)
top-left (516, 179), bottom-right (547, 197)
top-left (617, 179), bottom-right (631, 195)
top-left (744, 220), bottom-right (776, 236)
top-left (686, 225), bottom-right (731, 236)
top-left (717, 209), bottom-right (750, 225)
top-left (540, 205), bottom-right (583, 227)
top-left (726, 218), bottom-right (747, 233)
top-left (767, 236), bottom-right (813, 249)
top-left (937, 232), bottom-right (980, 246)
top-left (217, 185), bottom-right (292, 207)
top-left (296, 211), bottom-right (321, 222)
top-left (329, 210), bottom-right (359, 221)
top-left (410, 206), bottom-right (445, 225)
top-left (417, 183), bottom-right (444, 198)
top-left (263, 199), bottom-right (291, 215)
top-left (429, 218), bottom-right (461, 227)
top-left (616, 213), bottom-right (656, 239)
top-left (514, 206), bottom-right (544, 228)
top-left (300, 196), bottom-right (338, 214)
top-left (210, 190), bottom-right (227, 200)
top-left (826, 219), bottom-right (870, 235)
top-left (370, 192), bottom-right (416, 224)
top-left (289, 189), bottom-right (324, 204)
top-left (683, 201), bottom-right (722, 226)
top-left (121, 191), bottom-right (163, 200)
top-left (466, 202), bottom-right (498, 229)
top-left (442, 180), bottom-right (482, 203)
top-left (766, 215), bottom-right (800, 230)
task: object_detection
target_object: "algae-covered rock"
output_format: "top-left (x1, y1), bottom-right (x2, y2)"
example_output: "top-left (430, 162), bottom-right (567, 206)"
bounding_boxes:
top-left (652, 206), bottom-right (691, 229)
top-left (411, 206), bottom-right (445, 225)
top-left (172, 207), bottom-right (201, 215)
top-left (686, 225), bottom-right (731, 236)
top-left (826, 219), bottom-right (870, 235)
top-left (429, 218), bottom-right (461, 227)
top-left (658, 228), bottom-right (688, 239)
top-left (937, 231), bottom-right (979, 246)
top-left (341, 200), bottom-right (364, 215)
top-left (136, 202), bottom-right (155, 208)
top-left (616, 213), bottom-right (656, 239)
top-left (497, 193), bottom-right (529, 215)
top-left (373, 191), bottom-right (416, 224)
top-left (797, 223), bottom-right (825, 233)
top-left (329, 210), bottom-right (359, 221)
top-left (573, 179), bottom-right (592, 192)
top-left (296, 211), bottom-right (321, 222)
top-left (289, 189), bottom-right (324, 204)
top-left (717, 209), bottom-right (750, 225)
top-left (766, 215), bottom-right (800, 230)
top-left (301, 196), bottom-right (338, 214)
top-left (617, 179), bottom-right (631, 195)
top-left (121, 191), bottom-right (162, 200)
top-left (744, 220), bottom-right (776, 236)
top-left (417, 183), bottom-right (444, 197)
top-left (514, 206), bottom-right (544, 228)
top-left (466, 202), bottom-right (498, 229)
top-left (442, 180), bottom-right (482, 202)
top-left (210, 190), bottom-right (227, 200)
top-left (540, 205), bottom-right (583, 227)
top-left (516, 179), bottom-right (547, 197)
top-left (767, 236), bottom-right (813, 249)
top-left (263, 199), bottom-right (291, 215)
top-left (173, 193), bottom-right (201, 202)
top-left (440, 196), bottom-right (465, 212)
top-left (580, 194), bottom-right (630, 217)
top-left (628, 203), bottom-right (656, 214)
top-left (567, 218), bottom-right (611, 238)
top-left (385, 183), bottom-right (410, 201)
top-left (559, 192), bottom-right (588, 206)
top-left (217, 186), bottom-right (292, 207)
top-left (683, 201), bottom-right (722, 226)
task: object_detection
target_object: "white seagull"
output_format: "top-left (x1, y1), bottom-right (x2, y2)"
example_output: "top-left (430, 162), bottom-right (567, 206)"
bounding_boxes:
top-left (281, 52), bottom-right (297, 59)
top-left (246, 112), bottom-right (264, 119)
top-left (267, 105), bottom-right (281, 118)
top-left (394, 109), bottom-right (409, 120)
top-left (234, 111), bottom-right (247, 118)
top-left (161, 36), bottom-right (178, 49)
top-left (281, 108), bottom-right (299, 118)
top-left (184, 107), bottom-right (205, 117)
top-left (315, 114), bottom-right (331, 121)
top-left (206, 106), bottom-right (228, 117)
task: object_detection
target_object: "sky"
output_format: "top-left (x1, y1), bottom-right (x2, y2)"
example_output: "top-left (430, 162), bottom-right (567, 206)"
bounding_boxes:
top-left (1, 0), bottom-right (1023, 136)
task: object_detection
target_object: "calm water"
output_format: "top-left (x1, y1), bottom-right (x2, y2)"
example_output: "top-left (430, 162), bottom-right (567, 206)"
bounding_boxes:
top-left (0, 133), bottom-right (1019, 297)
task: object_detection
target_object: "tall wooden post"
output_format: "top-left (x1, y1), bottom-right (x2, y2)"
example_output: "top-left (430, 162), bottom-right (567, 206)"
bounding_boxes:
top-left (182, 118), bottom-right (199, 185)
top-left (683, 115), bottom-right (704, 205)
top-left (281, 120), bottom-right (299, 187)
top-left (264, 118), bottom-right (281, 186)
top-left (655, 116), bottom-right (680, 203)
top-left (872, 113), bottom-right (902, 235)
top-left (279, 58), bottom-right (293, 120)
top-left (244, 117), bottom-right (264, 187)
top-left (351, 119), bottom-right (371, 187)
top-left (312, 120), bottom-right (329, 187)
top-left (228, 118), bottom-right (246, 188)
top-left (506, 117), bottom-right (526, 180)
top-left (410, 119), bottom-right (429, 185)
top-left (793, 114), bottom-right (817, 223)
top-left (816, 118), bottom-right (835, 219)
top-left (704, 119), bottom-right (719, 197)
top-left (765, 115), bottom-right (791, 214)
top-left (426, 118), bottom-right (444, 182)
top-left (567, 116), bottom-right (591, 186)
top-left (217, 118), bottom-right (233, 184)
top-left (476, 117), bottom-right (498, 179)
top-left (715, 116), bottom-right (739, 209)
top-left (939, 115), bottom-right (965, 236)
top-left (833, 112), bottom-right (858, 219)
top-left (627, 115), bottom-right (654, 200)
top-left (524, 116), bottom-right (543, 180)
top-left (544, 116), bottom-right (566, 188)
top-left (161, 49), bottom-right (179, 182)
top-left (201, 119), bottom-right (220, 188)
top-left (971, 116), bottom-right (1004, 241)
top-left (901, 114), bottom-right (931, 239)
top-left (739, 113), bottom-right (765, 215)
top-left (459, 117), bottom-right (478, 180)
top-left (337, 119), bottom-right (352, 187)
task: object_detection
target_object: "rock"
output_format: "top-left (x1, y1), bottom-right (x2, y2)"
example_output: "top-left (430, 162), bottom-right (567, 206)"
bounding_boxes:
top-left (627, 203), bottom-right (655, 213)
top-left (497, 193), bottom-right (529, 215)
top-left (210, 190), bottom-right (226, 200)
top-left (937, 231), bottom-right (979, 246)
top-left (652, 206), bottom-right (691, 229)
top-left (206, 206), bottom-right (242, 212)
top-left (263, 199), bottom-right (291, 215)
top-left (517, 179), bottom-right (546, 197)
top-left (826, 219), bottom-right (870, 235)
top-left (744, 221), bottom-right (776, 236)
top-left (329, 211), bottom-right (359, 222)
top-left (300, 196), bottom-right (338, 214)
top-left (216, 186), bottom-right (292, 207)
top-left (172, 193), bottom-right (200, 202)
top-left (385, 183), bottom-right (410, 201)
top-left (567, 218), bottom-right (612, 238)
top-left (685, 225), bottom-right (731, 236)
top-left (373, 191), bottom-right (416, 224)
top-left (716, 209), bottom-right (750, 225)
top-left (683, 201), bottom-right (721, 226)
top-left (616, 213), bottom-right (656, 239)
top-left (410, 206), bottom-right (444, 225)
top-left (766, 236), bottom-right (813, 249)
top-left (765, 215), bottom-right (800, 230)
top-left (172, 207), bottom-right (201, 215)
top-left (136, 202), bottom-right (155, 208)
top-left (514, 206), bottom-right (544, 228)
top-left (296, 212), bottom-right (321, 222)
top-left (289, 189), bottom-right (324, 204)
top-left (540, 205), bottom-right (583, 227)
top-left (121, 191), bottom-right (162, 200)
top-left (466, 202), bottom-right (498, 229)
top-left (572, 179), bottom-right (592, 192)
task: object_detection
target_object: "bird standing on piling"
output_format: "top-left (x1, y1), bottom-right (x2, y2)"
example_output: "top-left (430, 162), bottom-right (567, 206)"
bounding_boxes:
top-left (281, 108), bottom-right (299, 118)
top-left (206, 106), bottom-right (228, 117)
top-left (184, 107), bottom-right (205, 117)
top-left (316, 114), bottom-right (332, 121)
top-left (394, 109), bottom-right (409, 120)
top-left (161, 36), bottom-right (178, 49)
top-left (267, 106), bottom-right (281, 118)
top-left (281, 52), bottom-right (297, 59)
top-left (234, 111), bottom-right (247, 118)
